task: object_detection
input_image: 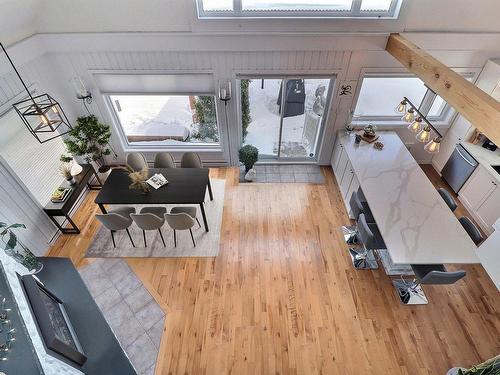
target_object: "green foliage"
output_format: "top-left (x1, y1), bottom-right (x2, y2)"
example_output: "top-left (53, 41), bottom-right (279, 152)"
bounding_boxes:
top-left (0, 222), bottom-right (40, 272)
top-left (240, 79), bottom-right (251, 142)
top-left (63, 115), bottom-right (111, 166)
top-left (60, 154), bottom-right (73, 163)
top-left (192, 96), bottom-right (219, 142)
top-left (238, 144), bottom-right (259, 172)
top-left (458, 355), bottom-right (500, 375)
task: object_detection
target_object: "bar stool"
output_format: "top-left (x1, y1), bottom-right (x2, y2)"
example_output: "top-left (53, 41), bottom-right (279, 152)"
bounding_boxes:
top-left (349, 213), bottom-right (386, 270)
top-left (393, 264), bottom-right (466, 305)
top-left (342, 188), bottom-right (375, 244)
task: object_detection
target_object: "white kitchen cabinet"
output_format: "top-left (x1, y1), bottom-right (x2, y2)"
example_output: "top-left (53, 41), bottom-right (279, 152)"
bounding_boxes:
top-left (459, 165), bottom-right (496, 209)
top-left (340, 160), bottom-right (355, 199)
top-left (432, 116), bottom-right (472, 173)
top-left (477, 186), bottom-right (500, 230)
top-left (345, 174), bottom-right (360, 218)
top-left (331, 140), bottom-right (344, 174)
top-left (334, 146), bottom-right (349, 185)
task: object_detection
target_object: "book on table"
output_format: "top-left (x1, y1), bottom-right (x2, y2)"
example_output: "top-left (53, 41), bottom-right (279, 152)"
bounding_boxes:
top-left (146, 173), bottom-right (168, 189)
top-left (51, 187), bottom-right (72, 203)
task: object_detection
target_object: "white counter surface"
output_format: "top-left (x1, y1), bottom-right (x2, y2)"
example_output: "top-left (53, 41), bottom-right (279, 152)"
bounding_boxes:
top-left (461, 141), bottom-right (500, 183)
top-left (340, 131), bottom-right (479, 265)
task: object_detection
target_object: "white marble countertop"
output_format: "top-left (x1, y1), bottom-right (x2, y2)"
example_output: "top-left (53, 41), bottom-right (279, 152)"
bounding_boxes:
top-left (461, 141), bottom-right (500, 183)
top-left (339, 131), bottom-right (479, 265)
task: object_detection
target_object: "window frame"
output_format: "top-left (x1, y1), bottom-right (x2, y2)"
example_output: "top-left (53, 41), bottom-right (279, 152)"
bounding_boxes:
top-left (351, 69), bottom-right (480, 129)
top-left (104, 92), bottom-right (223, 152)
top-left (196, 0), bottom-right (403, 19)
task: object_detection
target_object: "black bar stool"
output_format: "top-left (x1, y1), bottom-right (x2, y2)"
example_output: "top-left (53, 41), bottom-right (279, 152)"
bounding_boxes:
top-left (342, 188), bottom-right (375, 244)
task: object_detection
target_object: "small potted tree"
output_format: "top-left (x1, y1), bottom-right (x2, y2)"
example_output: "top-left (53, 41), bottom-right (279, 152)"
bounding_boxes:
top-left (239, 144), bottom-right (259, 182)
top-left (64, 115), bottom-right (112, 181)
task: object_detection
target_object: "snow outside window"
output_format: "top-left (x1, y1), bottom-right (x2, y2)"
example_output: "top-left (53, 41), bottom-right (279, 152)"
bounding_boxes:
top-left (109, 95), bottom-right (220, 146)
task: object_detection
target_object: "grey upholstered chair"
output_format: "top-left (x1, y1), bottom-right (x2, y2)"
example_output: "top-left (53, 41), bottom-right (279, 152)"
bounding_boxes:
top-left (165, 208), bottom-right (197, 247)
top-left (96, 207), bottom-right (136, 248)
top-left (170, 206), bottom-right (201, 228)
top-left (459, 216), bottom-right (483, 245)
top-left (131, 207), bottom-right (167, 247)
top-left (342, 188), bottom-right (375, 244)
top-left (154, 153), bottom-right (176, 169)
top-left (348, 213), bottom-right (386, 270)
top-left (437, 188), bottom-right (458, 212)
top-left (126, 152), bottom-right (148, 171)
top-left (180, 152), bottom-right (203, 168)
top-left (393, 264), bottom-right (466, 305)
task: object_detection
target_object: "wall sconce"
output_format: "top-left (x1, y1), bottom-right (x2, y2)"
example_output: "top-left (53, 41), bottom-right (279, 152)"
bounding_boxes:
top-left (71, 77), bottom-right (92, 114)
top-left (218, 80), bottom-right (232, 103)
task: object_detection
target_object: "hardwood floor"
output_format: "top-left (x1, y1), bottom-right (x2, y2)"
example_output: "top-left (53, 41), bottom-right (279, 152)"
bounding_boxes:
top-left (48, 167), bottom-right (500, 375)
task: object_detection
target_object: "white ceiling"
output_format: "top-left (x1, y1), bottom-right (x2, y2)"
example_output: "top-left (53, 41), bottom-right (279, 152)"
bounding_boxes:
top-left (2, 0), bottom-right (500, 46)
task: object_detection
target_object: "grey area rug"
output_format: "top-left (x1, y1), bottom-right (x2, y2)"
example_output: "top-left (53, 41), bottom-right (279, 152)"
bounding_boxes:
top-left (79, 259), bottom-right (165, 375)
top-left (239, 164), bottom-right (325, 183)
top-left (85, 179), bottom-right (225, 258)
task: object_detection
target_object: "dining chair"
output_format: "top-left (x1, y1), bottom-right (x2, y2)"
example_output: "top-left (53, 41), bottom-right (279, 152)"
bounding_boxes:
top-left (126, 152), bottom-right (148, 171)
top-left (180, 152), bottom-right (213, 201)
top-left (393, 264), bottom-right (466, 305)
top-left (342, 188), bottom-right (375, 245)
top-left (459, 216), bottom-right (483, 245)
top-left (154, 153), bottom-right (176, 169)
top-left (95, 207), bottom-right (136, 248)
top-left (165, 209), bottom-right (197, 247)
top-left (131, 207), bottom-right (167, 247)
top-left (170, 206), bottom-right (201, 228)
top-left (437, 188), bottom-right (458, 212)
top-left (180, 152), bottom-right (203, 168)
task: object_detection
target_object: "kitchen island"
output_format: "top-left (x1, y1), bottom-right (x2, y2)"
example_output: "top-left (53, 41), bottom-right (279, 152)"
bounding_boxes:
top-left (332, 131), bottom-right (479, 265)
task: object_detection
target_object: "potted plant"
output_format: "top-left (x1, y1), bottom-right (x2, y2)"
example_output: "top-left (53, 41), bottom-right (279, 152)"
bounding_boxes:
top-left (0, 222), bottom-right (43, 273)
top-left (59, 154), bottom-right (76, 185)
top-left (239, 144), bottom-right (259, 172)
top-left (63, 115), bottom-right (112, 181)
top-left (447, 355), bottom-right (500, 375)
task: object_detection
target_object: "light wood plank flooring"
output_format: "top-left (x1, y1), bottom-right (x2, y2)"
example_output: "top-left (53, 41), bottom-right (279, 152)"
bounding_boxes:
top-left (48, 167), bottom-right (500, 375)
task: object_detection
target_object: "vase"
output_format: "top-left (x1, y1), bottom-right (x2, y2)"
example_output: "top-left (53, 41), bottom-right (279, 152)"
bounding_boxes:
top-left (66, 176), bottom-right (76, 186)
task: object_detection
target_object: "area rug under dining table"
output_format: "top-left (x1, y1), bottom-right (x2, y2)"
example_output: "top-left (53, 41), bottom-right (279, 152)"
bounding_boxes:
top-left (85, 179), bottom-right (225, 258)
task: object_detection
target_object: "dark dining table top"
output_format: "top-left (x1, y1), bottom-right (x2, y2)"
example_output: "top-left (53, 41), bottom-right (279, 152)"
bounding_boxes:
top-left (94, 168), bottom-right (209, 205)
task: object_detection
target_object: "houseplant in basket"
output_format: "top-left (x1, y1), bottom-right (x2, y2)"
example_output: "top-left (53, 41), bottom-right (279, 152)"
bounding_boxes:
top-left (63, 115), bottom-right (112, 180)
top-left (0, 222), bottom-right (42, 273)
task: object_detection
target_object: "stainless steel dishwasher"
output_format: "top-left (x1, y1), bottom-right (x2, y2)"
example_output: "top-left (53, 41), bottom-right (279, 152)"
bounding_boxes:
top-left (441, 144), bottom-right (479, 193)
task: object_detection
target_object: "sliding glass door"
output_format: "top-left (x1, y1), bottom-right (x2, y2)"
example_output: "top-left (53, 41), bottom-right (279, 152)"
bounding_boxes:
top-left (240, 76), bottom-right (333, 160)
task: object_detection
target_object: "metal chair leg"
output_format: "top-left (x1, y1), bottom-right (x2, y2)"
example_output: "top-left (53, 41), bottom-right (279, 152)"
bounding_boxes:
top-left (158, 229), bottom-right (166, 247)
top-left (392, 277), bottom-right (428, 305)
top-left (196, 218), bottom-right (201, 228)
top-left (126, 228), bottom-right (135, 247)
top-left (342, 225), bottom-right (359, 245)
top-left (349, 247), bottom-right (378, 270)
top-left (143, 230), bottom-right (147, 247)
top-left (110, 231), bottom-right (116, 248)
top-left (189, 228), bottom-right (196, 247)
top-left (173, 230), bottom-right (177, 247)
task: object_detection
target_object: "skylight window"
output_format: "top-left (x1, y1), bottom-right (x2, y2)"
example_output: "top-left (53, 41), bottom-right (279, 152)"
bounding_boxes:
top-left (197, 0), bottom-right (402, 18)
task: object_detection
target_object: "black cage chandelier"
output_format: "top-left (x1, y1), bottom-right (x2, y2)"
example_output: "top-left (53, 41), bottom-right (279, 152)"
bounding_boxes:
top-left (1, 42), bottom-right (72, 143)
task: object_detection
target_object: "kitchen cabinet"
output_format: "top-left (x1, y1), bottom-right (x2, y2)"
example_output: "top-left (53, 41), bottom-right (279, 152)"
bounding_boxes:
top-left (459, 164), bottom-right (500, 234)
top-left (477, 186), bottom-right (500, 230)
top-left (432, 116), bottom-right (472, 172)
top-left (340, 160), bottom-right (355, 199)
top-left (334, 145), bottom-right (349, 185)
top-left (459, 165), bottom-right (496, 209)
top-left (331, 139), bottom-right (344, 175)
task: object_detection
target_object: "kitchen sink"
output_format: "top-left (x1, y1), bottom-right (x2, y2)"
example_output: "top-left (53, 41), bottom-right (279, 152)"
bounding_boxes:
top-left (492, 165), bottom-right (500, 175)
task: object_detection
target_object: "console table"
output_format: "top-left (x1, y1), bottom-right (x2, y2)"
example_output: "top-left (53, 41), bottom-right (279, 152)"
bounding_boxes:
top-left (43, 164), bottom-right (102, 234)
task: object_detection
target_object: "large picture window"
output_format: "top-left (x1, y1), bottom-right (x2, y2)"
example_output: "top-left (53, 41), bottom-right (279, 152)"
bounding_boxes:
top-left (197, 0), bottom-right (402, 18)
top-left (109, 94), bottom-right (220, 146)
top-left (352, 73), bottom-right (476, 126)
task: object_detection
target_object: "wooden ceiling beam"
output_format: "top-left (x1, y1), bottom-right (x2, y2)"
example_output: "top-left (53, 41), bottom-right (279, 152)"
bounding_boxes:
top-left (386, 33), bottom-right (500, 145)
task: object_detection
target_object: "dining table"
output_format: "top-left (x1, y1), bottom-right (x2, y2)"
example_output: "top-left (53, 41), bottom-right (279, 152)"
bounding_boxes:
top-left (94, 168), bottom-right (213, 232)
